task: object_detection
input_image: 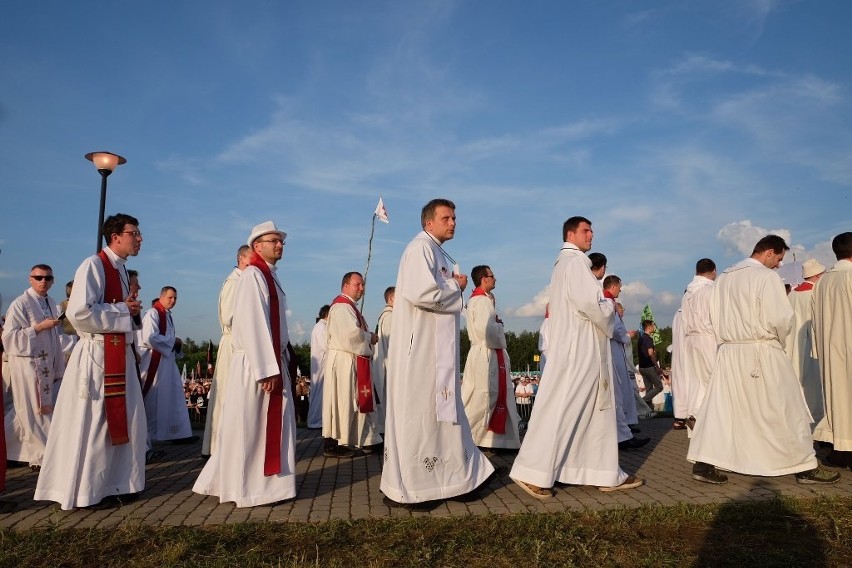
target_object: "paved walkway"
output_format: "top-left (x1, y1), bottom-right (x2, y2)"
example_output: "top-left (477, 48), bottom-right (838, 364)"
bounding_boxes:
top-left (1, 417), bottom-right (849, 530)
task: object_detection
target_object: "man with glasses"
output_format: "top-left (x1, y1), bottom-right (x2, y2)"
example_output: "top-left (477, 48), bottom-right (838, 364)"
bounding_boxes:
top-left (35, 214), bottom-right (146, 509)
top-left (194, 221), bottom-right (297, 507)
top-left (462, 265), bottom-right (521, 452)
top-left (2, 265), bottom-right (64, 471)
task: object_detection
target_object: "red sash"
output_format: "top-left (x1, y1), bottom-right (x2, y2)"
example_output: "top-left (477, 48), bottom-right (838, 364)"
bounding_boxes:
top-left (793, 281), bottom-right (814, 292)
top-left (97, 250), bottom-right (130, 445)
top-left (141, 301), bottom-right (168, 397)
top-left (330, 295), bottom-right (375, 413)
top-left (470, 288), bottom-right (509, 434)
top-left (248, 252), bottom-right (284, 476)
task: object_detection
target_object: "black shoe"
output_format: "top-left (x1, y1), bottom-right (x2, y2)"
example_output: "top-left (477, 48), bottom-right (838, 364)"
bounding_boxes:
top-left (618, 437), bottom-right (650, 451)
top-left (692, 464), bottom-right (728, 484)
top-left (672, 419), bottom-right (687, 430)
top-left (382, 496), bottom-right (442, 511)
top-left (145, 449), bottom-right (165, 464)
top-left (686, 416), bottom-right (697, 430)
top-left (361, 443), bottom-right (384, 455)
top-left (628, 425), bottom-right (641, 434)
top-left (323, 445), bottom-right (358, 458)
top-left (795, 467), bottom-right (840, 484)
top-left (170, 435), bottom-right (200, 445)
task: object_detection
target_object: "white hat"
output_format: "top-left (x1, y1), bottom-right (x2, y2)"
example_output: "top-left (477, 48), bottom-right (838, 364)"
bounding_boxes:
top-left (802, 258), bottom-right (826, 279)
top-left (247, 221), bottom-right (287, 247)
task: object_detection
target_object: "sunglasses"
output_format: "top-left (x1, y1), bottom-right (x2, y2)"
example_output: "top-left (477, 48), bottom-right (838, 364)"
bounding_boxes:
top-left (30, 275), bottom-right (55, 282)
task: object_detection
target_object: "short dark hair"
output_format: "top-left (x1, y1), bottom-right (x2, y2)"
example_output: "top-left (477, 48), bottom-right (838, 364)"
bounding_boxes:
top-left (602, 274), bottom-right (621, 289)
top-left (383, 286), bottom-right (395, 303)
top-left (695, 258), bottom-right (716, 274)
top-left (562, 216), bottom-right (592, 241)
top-left (30, 264), bottom-right (52, 273)
top-left (341, 271), bottom-right (363, 288)
top-left (588, 252), bottom-right (607, 271)
top-left (127, 269), bottom-right (138, 279)
top-left (471, 265), bottom-right (490, 287)
top-left (161, 286), bottom-right (176, 295)
top-left (317, 304), bottom-right (330, 322)
top-left (237, 245), bottom-right (251, 260)
top-left (102, 213), bottom-right (139, 244)
top-left (752, 235), bottom-right (789, 256)
top-left (832, 232), bottom-right (852, 260)
top-left (421, 198), bottom-right (456, 228)
top-left (642, 319), bottom-right (655, 330)
top-left (65, 280), bottom-right (74, 292)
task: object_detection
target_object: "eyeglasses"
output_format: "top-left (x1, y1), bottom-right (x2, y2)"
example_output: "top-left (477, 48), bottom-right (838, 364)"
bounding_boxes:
top-left (121, 231), bottom-right (143, 238)
top-left (30, 275), bottom-right (54, 282)
top-left (257, 239), bottom-right (285, 245)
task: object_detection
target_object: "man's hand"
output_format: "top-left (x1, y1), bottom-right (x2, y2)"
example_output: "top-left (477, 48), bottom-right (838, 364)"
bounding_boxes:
top-left (259, 374), bottom-right (281, 393)
top-left (126, 296), bottom-right (142, 317)
top-left (370, 332), bottom-right (379, 346)
top-left (34, 318), bottom-right (61, 332)
top-left (454, 273), bottom-right (468, 291)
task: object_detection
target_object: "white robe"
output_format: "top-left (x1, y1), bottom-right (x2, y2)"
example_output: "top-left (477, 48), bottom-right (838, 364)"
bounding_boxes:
top-left (609, 304), bottom-right (636, 441)
top-left (669, 309), bottom-right (689, 420)
top-left (784, 283), bottom-right (824, 429)
top-left (322, 296), bottom-right (382, 447)
top-left (812, 259), bottom-right (852, 451)
top-left (307, 318), bottom-right (327, 429)
top-left (510, 243), bottom-right (627, 488)
top-left (461, 294), bottom-right (521, 449)
top-left (202, 268), bottom-right (241, 455)
top-left (193, 263), bottom-right (297, 507)
top-left (371, 305), bottom-right (392, 433)
top-left (380, 231), bottom-right (494, 503)
top-left (2, 288), bottom-right (64, 466)
top-left (681, 276), bottom-right (716, 430)
top-left (34, 248), bottom-right (147, 510)
top-left (687, 258), bottom-right (816, 475)
top-left (538, 318), bottom-right (549, 373)
top-left (139, 307), bottom-right (192, 441)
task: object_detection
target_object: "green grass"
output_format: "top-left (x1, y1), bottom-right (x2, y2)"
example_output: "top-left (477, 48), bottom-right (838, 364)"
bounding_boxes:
top-left (1, 496), bottom-right (850, 567)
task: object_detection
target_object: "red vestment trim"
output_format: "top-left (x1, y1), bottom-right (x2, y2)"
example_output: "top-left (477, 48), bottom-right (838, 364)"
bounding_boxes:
top-left (470, 288), bottom-right (508, 434)
top-left (793, 281), bottom-right (814, 292)
top-left (248, 252), bottom-right (284, 476)
top-left (330, 295), bottom-right (375, 413)
top-left (97, 250), bottom-right (130, 445)
top-left (141, 301), bottom-right (167, 397)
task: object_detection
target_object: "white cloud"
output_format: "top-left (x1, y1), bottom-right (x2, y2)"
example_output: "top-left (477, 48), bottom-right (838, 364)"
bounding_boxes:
top-left (506, 285), bottom-right (550, 317)
top-left (717, 220), bottom-right (792, 256)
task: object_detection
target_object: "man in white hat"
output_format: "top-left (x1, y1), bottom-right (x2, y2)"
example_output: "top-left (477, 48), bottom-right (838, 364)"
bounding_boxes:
top-left (785, 257), bottom-right (826, 428)
top-left (812, 232), bottom-right (852, 469)
top-left (193, 221), bottom-right (297, 507)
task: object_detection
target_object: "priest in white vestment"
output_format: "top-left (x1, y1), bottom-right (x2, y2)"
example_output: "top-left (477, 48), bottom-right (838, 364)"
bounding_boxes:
top-left (2, 264), bottom-right (64, 469)
top-left (669, 308), bottom-right (688, 430)
top-left (323, 272), bottom-right (383, 454)
top-left (461, 265), bottom-right (521, 450)
top-left (511, 216), bottom-right (643, 499)
top-left (812, 232), bottom-right (852, 468)
top-left (35, 214), bottom-right (147, 509)
top-left (307, 305), bottom-right (329, 430)
top-left (537, 305), bottom-right (549, 373)
top-left (688, 235), bottom-right (838, 485)
top-left (139, 286), bottom-right (193, 442)
top-left (380, 199), bottom-right (494, 505)
top-left (193, 221), bottom-right (297, 507)
top-left (680, 259), bottom-right (717, 437)
top-left (784, 258), bottom-right (826, 429)
top-left (202, 245), bottom-right (251, 456)
top-left (371, 286), bottom-right (394, 434)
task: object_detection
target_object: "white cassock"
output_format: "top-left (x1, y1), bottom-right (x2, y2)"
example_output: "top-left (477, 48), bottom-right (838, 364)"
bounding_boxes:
top-left (538, 317), bottom-right (549, 373)
top-left (380, 231), bottom-right (494, 503)
top-left (669, 309), bottom-right (688, 420)
top-left (322, 296), bottom-right (382, 448)
top-left (784, 282), bottom-right (824, 429)
top-left (511, 243), bottom-right (627, 488)
top-left (687, 258), bottom-right (816, 475)
top-left (202, 267), bottom-right (241, 455)
top-left (609, 304), bottom-right (636, 440)
top-left (812, 259), bottom-right (852, 451)
top-left (139, 307), bottom-right (192, 441)
top-left (307, 318), bottom-right (327, 429)
top-left (681, 275), bottom-right (716, 434)
top-left (193, 263), bottom-right (296, 507)
top-left (371, 305), bottom-right (392, 433)
top-left (461, 293), bottom-right (521, 449)
top-left (34, 248), bottom-right (146, 510)
top-left (2, 288), bottom-right (65, 466)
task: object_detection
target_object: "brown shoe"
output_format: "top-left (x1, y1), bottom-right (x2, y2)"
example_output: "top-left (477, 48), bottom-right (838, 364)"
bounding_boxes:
top-left (599, 475), bottom-right (644, 492)
top-left (511, 477), bottom-right (553, 500)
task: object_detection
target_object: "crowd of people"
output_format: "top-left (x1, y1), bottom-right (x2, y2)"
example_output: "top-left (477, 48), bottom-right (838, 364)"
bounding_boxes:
top-left (1, 204), bottom-right (848, 510)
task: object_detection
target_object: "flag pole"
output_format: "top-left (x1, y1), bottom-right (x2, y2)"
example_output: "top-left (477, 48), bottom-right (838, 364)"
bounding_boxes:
top-left (361, 212), bottom-right (378, 312)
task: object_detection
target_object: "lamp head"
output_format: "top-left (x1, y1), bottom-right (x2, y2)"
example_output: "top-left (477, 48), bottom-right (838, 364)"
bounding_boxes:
top-left (85, 151), bottom-right (126, 176)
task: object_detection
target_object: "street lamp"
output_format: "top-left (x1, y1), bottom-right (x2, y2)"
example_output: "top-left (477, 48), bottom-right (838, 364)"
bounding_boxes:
top-left (85, 151), bottom-right (127, 253)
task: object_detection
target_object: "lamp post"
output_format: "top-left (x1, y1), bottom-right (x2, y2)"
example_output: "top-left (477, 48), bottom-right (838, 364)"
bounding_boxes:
top-left (85, 151), bottom-right (127, 253)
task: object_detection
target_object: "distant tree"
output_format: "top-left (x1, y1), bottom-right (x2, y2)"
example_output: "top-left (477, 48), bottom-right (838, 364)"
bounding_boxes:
top-left (292, 342), bottom-right (311, 376)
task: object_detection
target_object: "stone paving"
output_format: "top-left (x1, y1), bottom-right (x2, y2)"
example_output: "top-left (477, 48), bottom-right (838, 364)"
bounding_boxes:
top-left (1, 417), bottom-right (849, 530)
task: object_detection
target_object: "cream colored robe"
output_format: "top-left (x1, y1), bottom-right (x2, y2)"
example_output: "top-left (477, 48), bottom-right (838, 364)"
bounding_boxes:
top-left (681, 275), bottom-right (716, 434)
top-left (371, 305), bottom-right (392, 433)
top-left (785, 282), bottom-right (824, 429)
top-left (307, 318), bottom-right (327, 429)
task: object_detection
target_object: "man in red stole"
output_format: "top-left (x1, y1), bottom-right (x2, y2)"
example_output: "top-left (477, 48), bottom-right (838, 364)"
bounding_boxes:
top-left (35, 213), bottom-right (146, 510)
top-left (323, 272), bottom-right (383, 457)
top-left (461, 265), bottom-right (521, 452)
top-left (193, 221), bottom-right (297, 507)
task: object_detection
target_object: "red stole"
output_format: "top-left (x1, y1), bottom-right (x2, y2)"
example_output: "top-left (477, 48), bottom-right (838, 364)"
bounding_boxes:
top-left (603, 289), bottom-right (616, 301)
top-left (470, 288), bottom-right (508, 434)
top-left (141, 301), bottom-right (168, 397)
top-left (248, 252), bottom-right (285, 476)
top-left (97, 250), bottom-right (130, 445)
top-left (793, 281), bottom-right (814, 292)
top-left (330, 295), bottom-right (375, 413)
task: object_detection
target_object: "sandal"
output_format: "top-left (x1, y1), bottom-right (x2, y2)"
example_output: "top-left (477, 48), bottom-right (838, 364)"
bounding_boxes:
top-left (511, 477), bottom-right (553, 499)
top-left (599, 475), bottom-right (644, 492)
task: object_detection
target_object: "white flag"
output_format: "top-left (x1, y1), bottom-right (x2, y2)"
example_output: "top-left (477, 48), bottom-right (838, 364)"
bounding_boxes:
top-left (374, 196), bottom-right (390, 224)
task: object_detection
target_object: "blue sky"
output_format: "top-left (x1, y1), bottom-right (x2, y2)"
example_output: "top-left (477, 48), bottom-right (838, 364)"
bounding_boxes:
top-left (2, 0), bottom-right (850, 345)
